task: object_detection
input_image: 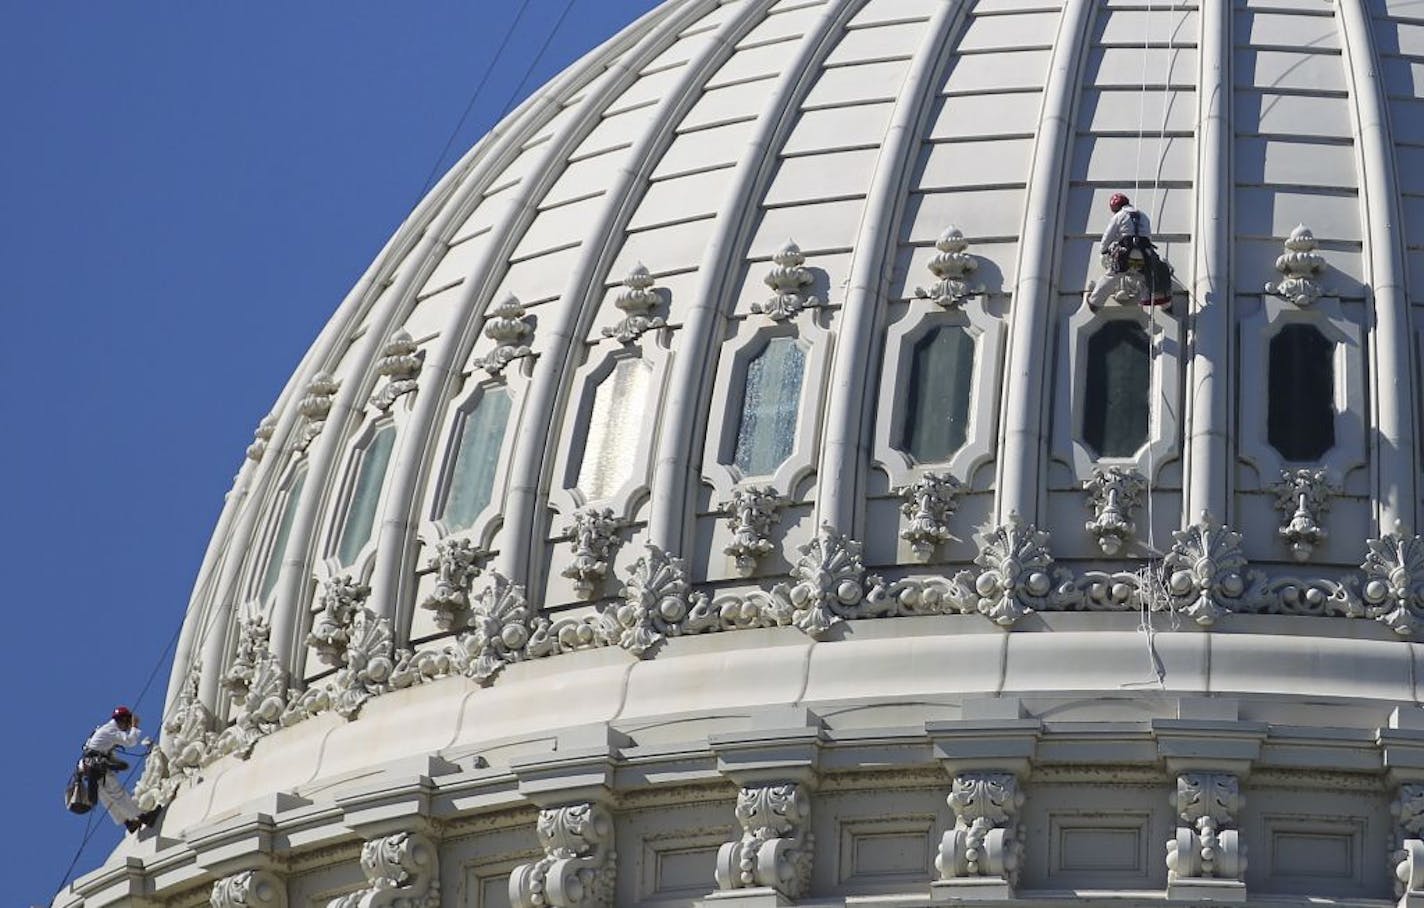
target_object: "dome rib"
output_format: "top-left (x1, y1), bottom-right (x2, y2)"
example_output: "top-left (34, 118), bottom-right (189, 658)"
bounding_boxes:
top-left (648, 0), bottom-right (873, 551)
top-left (496, 0), bottom-right (780, 587)
top-left (995, 0), bottom-right (1096, 525)
top-left (816, 0), bottom-right (970, 535)
top-left (366, 0), bottom-right (704, 635)
top-left (1337, 0), bottom-right (1416, 530)
top-left (1184, 0), bottom-right (1232, 524)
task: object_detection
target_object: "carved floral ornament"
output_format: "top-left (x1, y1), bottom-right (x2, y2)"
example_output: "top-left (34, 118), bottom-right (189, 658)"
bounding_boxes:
top-left (915, 226), bottom-right (984, 308)
top-left (476, 294), bottom-right (535, 375)
top-left (603, 263), bottom-right (664, 343)
top-left (1264, 224), bottom-right (1329, 306)
top-left (752, 240), bottom-right (820, 320)
top-left (1167, 772), bottom-right (1245, 882)
top-left (246, 414), bottom-right (278, 463)
top-left (368, 329), bottom-right (422, 411)
top-left (297, 372), bottom-right (341, 450)
top-left (938, 772), bottom-right (1024, 887)
top-left (1271, 468), bottom-right (1336, 562)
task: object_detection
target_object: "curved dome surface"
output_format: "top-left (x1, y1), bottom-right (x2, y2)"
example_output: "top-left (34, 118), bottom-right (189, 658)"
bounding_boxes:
top-left (60, 0), bottom-right (1424, 905)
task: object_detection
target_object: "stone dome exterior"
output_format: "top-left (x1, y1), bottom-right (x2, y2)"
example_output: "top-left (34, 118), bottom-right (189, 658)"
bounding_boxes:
top-left (58, 0), bottom-right (1424, 905)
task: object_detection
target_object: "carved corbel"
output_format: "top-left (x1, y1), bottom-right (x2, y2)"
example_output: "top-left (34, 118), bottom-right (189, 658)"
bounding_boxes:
top-left (1082, 466), bottom-right (1145, 556)
top-left (1394, 784), bottom-right (1424, 905)
top-left (1361, 526), bottom-right (1424, 637)
top-left (1271, 468), bottom-right (1335, 562)
top-left (1161, 513), bottom-right (1250, 626)
top-left (211, 869), bottom-right (287, 908)
top-left (297, 372), bottom-right (340, 450)
top-left (509, 802), bottom-right (616, 908)
top-left (721, 486), bottom-right (785, 575)
top-left (418, 537), bottom-right (487, 632)
top-left (475, 295), bottom-right (535, 375)
top-left (560, 508), bottom-right (624, 600)
top-left (327, 831), bottom-right (440, 908)
top-left (1264, 224), bottom-right (1328, 306)
top-left (246, 414), bottom-right (278, 463)
top-left (897, 472), bottom-right (964, 561)
top-left (714, 783), bottom-right (814, 901)
top-left (368, 329), bottom-right (422, 411)
top-left (753, 240), bottom-right (820, 320)
top-left (1166, 773), bottom-right (1246, 891)
top-left (915, 227), bottom-right (984, 308)
top-left (603, 263), bottom-right (664, 343)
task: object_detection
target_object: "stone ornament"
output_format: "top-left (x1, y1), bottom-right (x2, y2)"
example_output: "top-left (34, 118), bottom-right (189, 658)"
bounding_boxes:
top-left (297, 372), bottom-right (341, 450)
top-left (595, 545), bottom-right (711, 656)
top-left (1161, 513), bottom-right (1248, 626)
top-left (1271, 468), bottom-right (1335, 562)
top-left (1083, 466), bottom-right (1146, 556)
top-left (721, 486), bottom-right (785, 575)
top-left (476, 294), bottom-right (535, 375)
top-left (1264, 224), bottom-right (1327, 306)
top-left (327, 831), bottom-right (440, 908)
top-left (915, 227), bottom-right (984, 308)
top-left (246, 414), bottom-right (278, 463)
top-left (1392, 784), bottom-right (1424, 898)
top-left (1361, 527), bottom-right (1424, 636)
top-left (136, 660), bottom-right (214, 810)
top-left (418, 537), bottom-right (486, 632)
top-left (897, 472), bottom-right (964, 561)
top-left (752, 240), bottom-right (820, 320)
top-left (936, 772), bottom-right (1024, 888)
top-left (214, 615), bottom-right (290, 760)
top-left (288, 592), bottom-right (395, 724)
top-left (369, 329), bottom-right (423, 411)
top-left (1166, 772), bottom-right (1245, 882)
top-left (211, 869), bottom-right (287, 908)
top-left (603, 263), bottom-right (664, 343)
top-left (714, 783), bottom-right (813, 899)
top-left (560, 508), bottom-right (624, 600)
top-left (308, 575), bottom-right (372, 667)
top-left (396, 570), bottom-right (536, 688)
top-left (510, 802), bottom-right (616, 908)
top-left (972, 514), bottom-right (1063, 626)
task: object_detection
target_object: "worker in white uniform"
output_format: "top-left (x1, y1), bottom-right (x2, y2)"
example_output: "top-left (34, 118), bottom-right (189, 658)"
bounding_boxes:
top-left (1092, 192), bottom-right (1173, 308)
top-left (81, 706), bottom-right (160, 832)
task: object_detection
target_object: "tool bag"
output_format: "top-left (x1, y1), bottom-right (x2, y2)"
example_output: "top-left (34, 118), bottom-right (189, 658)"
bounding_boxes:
top-left (65, 766), bottom-right (95, 814)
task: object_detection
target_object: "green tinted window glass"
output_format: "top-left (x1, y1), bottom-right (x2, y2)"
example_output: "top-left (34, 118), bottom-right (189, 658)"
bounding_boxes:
top-left (336, 425), bottom-right (396, 565)
top-left (442, 389), bottom-right (512, 531)
top-left (899, 326), bottom-right (975, 462)
top-left (1083, 320), bottom-right (1150, 458)
top-left (733, 336), bottom-right (806, 476)
top-left (259, 471), bottom-right (306, 603)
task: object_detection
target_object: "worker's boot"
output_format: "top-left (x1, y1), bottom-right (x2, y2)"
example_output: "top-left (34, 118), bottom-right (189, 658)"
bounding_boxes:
top-left (124, 819), bottom-right (141, 833)
top-left (139, 807), bottom-right (162, 828)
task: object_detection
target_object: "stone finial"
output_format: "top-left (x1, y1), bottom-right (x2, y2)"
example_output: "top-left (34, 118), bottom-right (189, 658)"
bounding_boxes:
top-left (476, 294), bottom-right (534, 374)
top-left (560, 508), bottom-right (624, 599)
top-left (753, 240), bottom-right (820, 320)
top-left (297, 372), bottom-right (340, 450)
top-left (915, 227), bottom-right (984, 308)
top-left (369, 329), bottom-right (422, 411)
top-left (603, 263), bottom-right (664, 343)
top-left (898, 472), bottom-right (965, 560)
top-left (1083, 466), bottom-right (1146, 556)
top-left (246, 414), bottom-right (278, 462)
top-left (1264, 224), bottom-right (1327, 306)
top-left (1271, 468), bottom-right (1335, 562)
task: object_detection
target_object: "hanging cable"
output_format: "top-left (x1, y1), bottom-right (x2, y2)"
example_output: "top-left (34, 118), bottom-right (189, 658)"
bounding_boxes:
top-left (493, 0), bottom-right (581, 121)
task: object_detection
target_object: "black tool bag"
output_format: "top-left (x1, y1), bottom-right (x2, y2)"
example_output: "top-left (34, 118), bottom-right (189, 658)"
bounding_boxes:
top-left (65, 766), bottom-right (95, 814)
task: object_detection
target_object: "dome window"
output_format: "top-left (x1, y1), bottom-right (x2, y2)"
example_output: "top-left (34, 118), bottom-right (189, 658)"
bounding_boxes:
top-left (1268, 324), bottom-right (1335, 461)
top-left (576, 356), bottom-right (652, 500)
top-left (335, 423), bottom-right (397, 565)
top-left (257, 469), bottom-right (306, 603)
top-left (440, 389), bottom-right (512, 531)
top-left (899, 326), bottom-right (975, 463)
top-left (1083, 320), bottom-right (1150, 458)
top-left (733, 336), bottom-right (806, 476)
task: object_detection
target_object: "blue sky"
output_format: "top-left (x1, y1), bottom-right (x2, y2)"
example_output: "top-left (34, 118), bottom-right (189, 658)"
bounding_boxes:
top-left (0, 2), bottom-right (658, 903)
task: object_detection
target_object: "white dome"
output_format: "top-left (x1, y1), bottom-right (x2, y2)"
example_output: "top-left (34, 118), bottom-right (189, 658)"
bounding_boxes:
top-left (62, 0), bottom-right (1424, 904)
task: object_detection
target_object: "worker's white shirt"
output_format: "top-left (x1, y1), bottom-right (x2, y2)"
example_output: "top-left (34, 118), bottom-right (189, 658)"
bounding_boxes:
top-left (1100, 206), bottom-right (1152, 250)
top-left (84, 719), bottom-right (141, 755)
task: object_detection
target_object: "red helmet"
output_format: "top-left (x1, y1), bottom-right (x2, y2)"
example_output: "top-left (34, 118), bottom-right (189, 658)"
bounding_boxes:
top-left (1109, 192), bottom-right (1130, 212)
top-left (112, 706), bottom-right (133, 721)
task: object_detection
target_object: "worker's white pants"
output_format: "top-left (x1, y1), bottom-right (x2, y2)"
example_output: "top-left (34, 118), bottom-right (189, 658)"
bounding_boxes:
top-left (96, 771), bottom-right (141, 825)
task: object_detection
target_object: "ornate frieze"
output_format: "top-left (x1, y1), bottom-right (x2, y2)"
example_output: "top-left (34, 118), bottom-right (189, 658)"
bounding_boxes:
top-left (595, 546), bottom-right (714, 656)
top-left (915, 227), bottom-right (983, 308)
top-left (475, 295), bottom-right (535, 375)
top-left (897, 472), bottom-right (964, 561)
top-left (1263, 224), bottom-right (1327, 306)
top-left (327, 831), bottom-right (440, 908)
top-left (560, 508), bottom-right (624, 600)
top-left (136, 660), bottom-right (214, 810)
top-left (1361, 528), bottom-right (1424, 636)
top-left (297, 372), bottom-right (340, 450)
top-left (1083, 466), bottom-right (1146, 556)
top-left (603, 264), bottom-right (664, 343)
top-left (721, 486), bottom-right (784, 575)
top-left (714, 783), bottom-right (813, 899)
top-left (753, 240), bottom-right (820, 321)
top-left (1161, 514), bottom-right (1248, 626)
top-left (246, 414), bottom-right (278, 463)
top-left (510, 802), bottom-right (616, 908)
top-left (418, 537), bottom-right (486, 632)
top-left (1166, 772), bottom-right (1245, 882)
top-left (211, 869), bottom-right (287, 908)
top-left (369, 329), bottom-right (423, 411)
top-left (936, 773), bottom-right (1024, 888)
top-left (308, 575), bottom-right (371, 667)
top-left (971, 515), bottom-right (1063, 626)
top-left (1272, 468), bottom-right (1335, 562)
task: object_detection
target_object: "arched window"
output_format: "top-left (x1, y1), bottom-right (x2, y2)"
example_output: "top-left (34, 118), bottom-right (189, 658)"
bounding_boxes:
top-left (258, 470), bottom-right (306, 603)
top-left (733, 336), bottom-right (806, 476)
top-left (1083, 320), bottom-right (1150, 458)
top-left (576, 357), bottom-right (651, 499)
top-left (898, 326), bottom-right (975, 462)
top-left (441, 389), bottom-right (512, 531)
top-left (1268, 324), bottom-right (1334, 461)
top-left (335, 424), bottom-right (397, 565)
